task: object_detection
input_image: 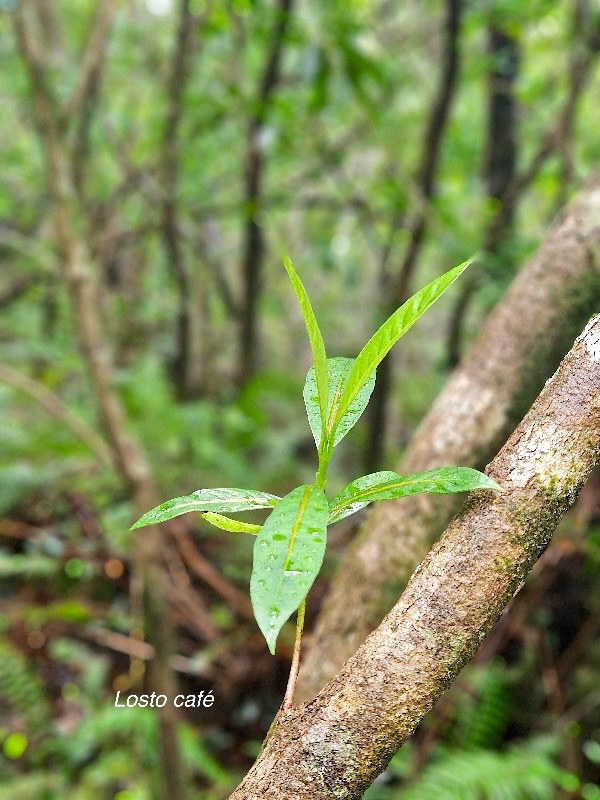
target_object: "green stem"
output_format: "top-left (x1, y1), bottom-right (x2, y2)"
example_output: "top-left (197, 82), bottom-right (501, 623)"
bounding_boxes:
top-left (282, 600), bottom-right (306, 710)
top-left (315, 463), bottom-right (327, 489)
top-left (316, 444), bottom-right (330, 490)
top-left (284, 444), bottom-right (327, 710)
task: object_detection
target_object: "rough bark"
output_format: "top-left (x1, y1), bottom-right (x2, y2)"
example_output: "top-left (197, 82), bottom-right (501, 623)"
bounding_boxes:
top-left (232, 315), bottom-right (600, 799)
top-left (298, 171), bottom-right (600, 701)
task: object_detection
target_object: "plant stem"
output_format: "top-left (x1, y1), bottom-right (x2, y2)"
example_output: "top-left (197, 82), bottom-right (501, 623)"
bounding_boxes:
top-left (282, 449), bottom-right (326, 710)
top-left (283, 600), bottom-right (306, 710)
top-left (316, 446), bottom-right (330, 490)
top-left (315, 463), bottom-right (327, 489)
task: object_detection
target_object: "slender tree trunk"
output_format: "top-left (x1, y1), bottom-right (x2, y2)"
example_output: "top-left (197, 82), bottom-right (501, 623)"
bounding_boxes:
top-left (484, 6), bottom-right (598, 244)
top-left (447, 23), bottom-right (520, 367)
top-left (446, 1), bottom-right (599, 368)
top-left (298, 170), bottom-right (600, 701)
top-left (232, 316), bottom-right (600, 799)
top-left (483, 27), bottom-right (519, 242)
top-left (238, 0), bottom-right (294, 385)
top-left (364, 0), bottom-right (463, 471)
top-left (68, 0), bottom-right (112, 197)
top-left (554, 0), bottom-right (595, 211)
top-left (162, 0), bottom-right (208, 399)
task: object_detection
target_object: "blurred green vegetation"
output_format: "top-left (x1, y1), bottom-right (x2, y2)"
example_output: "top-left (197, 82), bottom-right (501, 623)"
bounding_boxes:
top-left (1, 0), bottom-right (600, 797)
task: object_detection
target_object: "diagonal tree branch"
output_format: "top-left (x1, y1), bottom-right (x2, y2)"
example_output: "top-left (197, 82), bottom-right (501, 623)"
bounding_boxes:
top-left (298, 168), bottom-right (600, 701)
top-left (231, 315), bottom-right (600, 799)
top-left (0, 224), bottom-right (58, 273)
top-left (0, 275), bottom-right (35, 309)
top-left (64, 0), bottom-right (112, 117)
top-left (0, 362), bottom-right (114, 468)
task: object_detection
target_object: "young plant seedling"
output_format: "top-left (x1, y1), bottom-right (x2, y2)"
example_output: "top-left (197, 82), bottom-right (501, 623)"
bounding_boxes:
top-left (131, 256), bottom-right (503, 709)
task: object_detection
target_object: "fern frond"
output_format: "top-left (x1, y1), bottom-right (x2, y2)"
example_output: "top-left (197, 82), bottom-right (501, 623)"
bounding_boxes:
top-left (0, 641), bottom-right (52, 742)
top-left (456, 658), bottom-right (512, 750)
top-left (365, 738), bottom-right (575, 800)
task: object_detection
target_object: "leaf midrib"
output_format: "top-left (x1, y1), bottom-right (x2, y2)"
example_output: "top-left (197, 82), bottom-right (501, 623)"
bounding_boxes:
top-left (329, 475), bottom-right (445, 515)
top-left (184, 494), bottom-right (278, 509)
top-left (325, 364), bottom-right (350, 444)
top-left (282, 485), bottom-right (312, 573)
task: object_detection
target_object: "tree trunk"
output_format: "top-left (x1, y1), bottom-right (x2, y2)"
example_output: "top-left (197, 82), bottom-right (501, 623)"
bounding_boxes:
top-left (298, 171), bottom-right (600, 701)
top-left (447, 23), bottom-right (520, 367)
top-left (238, 0), bottom-right (294, 385)
top-left (162, 0), bottom-right (207, 399)
top-left (363, 0), bottom-right (463, 471)
top-left (231, 315), bottom-right (600, 799)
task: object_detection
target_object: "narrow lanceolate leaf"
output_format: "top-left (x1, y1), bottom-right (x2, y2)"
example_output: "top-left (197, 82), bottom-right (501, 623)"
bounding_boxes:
top-left (283, 256), bottom-right (329, 446)
top-left (328, 467), bottom-right (503, 524)
top-left (333, 258), bottom-right (474, 434)
top-left (130, 489), bottom-right (280, 529)
top-left (250, 484), bottom-right (328, 653)
top-left (303, 357), bottom-right (376, 449)
top-left (202, 513), bottom-right (261, 535)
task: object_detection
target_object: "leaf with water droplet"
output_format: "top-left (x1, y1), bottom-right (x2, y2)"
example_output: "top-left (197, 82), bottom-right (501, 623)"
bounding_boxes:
top-left (250, 484), bottom-right (328, 653)
top-left (283, 256), bottom-right (329, 448)
top-left (130, 488), bottom-right (280, 529)
top-left (327, 467), bottom-right (503, 524)
top-left (331, 259), bottom-right (474, 437)
top-left (303, 357), bottom-right (375, 450)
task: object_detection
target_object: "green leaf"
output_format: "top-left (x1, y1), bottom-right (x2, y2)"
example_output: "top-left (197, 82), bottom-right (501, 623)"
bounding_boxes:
top-left (250, 484), bottom-right (328, 653)
top-left (202, 512), bottom-right (261, 535)
top-left (283, 256), bottom-right (329, 448)
top-left (328, 467), bottom-right (502, 524)
top-left (303, 357), bottom-right (376, 449)
top-left (332, 258), bottom-right (474, 436)
top-left (130, 489), bottom-right (280, 529)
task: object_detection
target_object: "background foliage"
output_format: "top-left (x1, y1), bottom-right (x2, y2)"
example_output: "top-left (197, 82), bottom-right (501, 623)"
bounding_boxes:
top-left (1, 0), bottom-right (600, 797)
